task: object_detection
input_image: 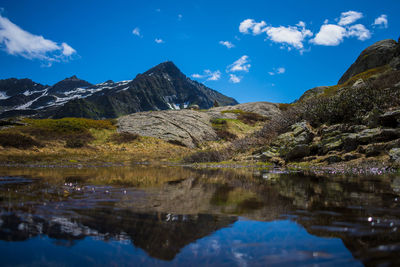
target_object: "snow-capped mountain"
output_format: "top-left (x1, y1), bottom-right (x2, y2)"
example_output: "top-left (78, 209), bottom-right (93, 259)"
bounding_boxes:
top-left (0, 61), bottom-right (238, 119)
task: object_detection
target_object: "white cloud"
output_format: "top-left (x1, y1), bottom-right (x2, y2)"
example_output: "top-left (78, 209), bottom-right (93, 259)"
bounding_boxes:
top-left (310, 24), bottom-right (347, 46)
top-left (61, 42), bottom-right (76, 56)
top-left (338, 11), bottom-right (363, 26)
top-left (311, 21), bottom-right (371, 46)
top-left (268, 67), bottom-right (286, 75)
top-left (219, 40), bottom-right (234, 49)
top-left (239, 19), bottom-right (266, 35)
top-left (227, 55), bottom-right (251, 72)
top-left (239, 19), bottom-right (312, 51)
top-left (373, 14), bottom-right (388, 28)
top-left (191, 73), bottom-right (203, 78)
top-left (346, 24), bottom-right (371, 41)
top-left (205, 69), bottom-right (221, 81)
top-left (0, 14), bottom-right (76, 63)
top-left (191, 69), bottom-right (221, 81)
top-left (132, 27), bottom-right (141, 37)
top-left (155, 38), bottom-right (164, 44)
top-left (265, 24), bottom-right (312, 50)
top-left (229, 74), bottom-right (241, 83)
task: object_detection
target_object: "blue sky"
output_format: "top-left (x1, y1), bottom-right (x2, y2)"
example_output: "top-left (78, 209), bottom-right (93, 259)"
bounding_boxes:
top-left (0, 0), bottom-right (398, 103)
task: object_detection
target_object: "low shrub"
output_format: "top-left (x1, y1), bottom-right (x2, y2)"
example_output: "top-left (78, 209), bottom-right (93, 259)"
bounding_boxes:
top-left (65, 139), bottom-right (86, 148)
top-left (215, 129), bottom-right (237, 141)
top-left (64, 132), bottom-right (94, 148)
top-left (21, 117), bottom-right (113, 140)
top-left (0, 132), bottom-right (43, 149)
top-left (237, 112), bottom-right (268, 125)
top-left (108, 132), bottom-right (140, 144)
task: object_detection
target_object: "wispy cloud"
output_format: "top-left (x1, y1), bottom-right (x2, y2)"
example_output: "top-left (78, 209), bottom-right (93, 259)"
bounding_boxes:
top-left (268, 67), bottom-right (286, 75)
top-left (191, 69), bottom-right (221, 81)
top-left (132, 27), bottom-right (142, 37)
top-left (0, 14), bottom-right (76, 65)
top-left (227, 55), bottom-right (250, 72)
top-left (219, 40), bottom-right (234, 49)
top-left (338, 11), bottom-right (363, 26)
top-left (373, 14), bottom-right (388, 28)
top-left (239, 19), bottom-right (267, 35)
top-left (229, 74), bottom-right (241, 83)
top-left (155, 38), bottom-right (164, 44)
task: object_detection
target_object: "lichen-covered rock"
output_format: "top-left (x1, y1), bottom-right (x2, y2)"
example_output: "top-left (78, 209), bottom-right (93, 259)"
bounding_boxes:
top-left (285, 144), bottom-right (310, 161)
top-left (118, 110), bottom-right (217, 148)
top-left (389, 148), bottom-right (400, 164)
top-left (268, 121), bottom-right (314, 161)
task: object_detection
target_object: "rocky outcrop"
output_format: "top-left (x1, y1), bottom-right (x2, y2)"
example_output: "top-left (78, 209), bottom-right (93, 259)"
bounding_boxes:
top-left (118, 109), bottom-right (217, 148)
top-left (257, 107), bottom-right (400, 165)
top-left (208, 102), bottom-right (281, 118)
top-left (262, 121), bottom-right (315, 161)
top-left (338, 39), bottom-right (399, 84)
top-left (118, 101), bottom-right (281, 148)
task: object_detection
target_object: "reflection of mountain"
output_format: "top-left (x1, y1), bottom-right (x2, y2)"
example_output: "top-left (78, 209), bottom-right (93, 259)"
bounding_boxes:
top-left (0, 166), bottom-right (400, 265)
top-left (0, 210), bottom-right (235, 261)
top-left (78, 210), bottom-right (236, 260)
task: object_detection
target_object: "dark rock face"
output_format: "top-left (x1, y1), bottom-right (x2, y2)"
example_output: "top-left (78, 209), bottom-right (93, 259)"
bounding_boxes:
top-left (338, 39), bottom-right (399, 84)
top-left (47, 75), bottom-right (92, 94)
top-left (0, 62), bottom-right (238, 119)
top-left (0, 78), bottom-right (46, 97)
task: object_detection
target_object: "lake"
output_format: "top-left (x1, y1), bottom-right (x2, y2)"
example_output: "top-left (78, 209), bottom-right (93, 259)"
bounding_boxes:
top-left (0, 165), bottom-right (399, 266)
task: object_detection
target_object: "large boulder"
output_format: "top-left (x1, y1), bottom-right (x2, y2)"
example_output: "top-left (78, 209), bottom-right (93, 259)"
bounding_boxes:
top-left (118, 110), bottom-right (217, 148)
top-left (338, 39), bottom-right (399, 84)
top-left (267, 121), bottom-right (315, 161)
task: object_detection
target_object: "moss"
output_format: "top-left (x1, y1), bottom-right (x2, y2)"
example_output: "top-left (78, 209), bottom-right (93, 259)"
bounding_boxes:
top-left (321, 65), bottom-right (391, 97)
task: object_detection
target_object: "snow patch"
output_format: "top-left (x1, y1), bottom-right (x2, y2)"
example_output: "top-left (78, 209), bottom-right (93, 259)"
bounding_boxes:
top-left (0, 91), bottom-right (8, 100)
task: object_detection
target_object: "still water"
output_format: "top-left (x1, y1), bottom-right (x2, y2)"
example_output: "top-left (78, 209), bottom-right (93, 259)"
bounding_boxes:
top-left (0, 165), bottom-right (399, 266)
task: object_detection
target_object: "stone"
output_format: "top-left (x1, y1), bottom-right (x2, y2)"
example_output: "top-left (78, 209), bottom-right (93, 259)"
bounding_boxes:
top-left (285, 144), bottom-right (310, 161)
top-left (118, 109), bottom-right (217, 148)
top-left (343, 152), bottom-right (362, 161)
top-left (351, 79), bottom-right (366, 89)
top-left (389, 148), bottom-right (400, 164)
top-left (325, 155), bottom-right (343, 164)
top-left (379, 109), bottom-right (400, 127)
top-left (321, 137), bottom-right (343, 154)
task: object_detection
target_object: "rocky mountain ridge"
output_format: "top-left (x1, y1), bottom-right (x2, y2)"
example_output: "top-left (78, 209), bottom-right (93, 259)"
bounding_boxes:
top-left (0, 61), bottom-right (238, 119)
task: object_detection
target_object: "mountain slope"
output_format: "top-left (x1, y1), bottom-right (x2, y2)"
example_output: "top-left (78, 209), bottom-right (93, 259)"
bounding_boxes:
top-left (0, 61), bottom-right (238, 119)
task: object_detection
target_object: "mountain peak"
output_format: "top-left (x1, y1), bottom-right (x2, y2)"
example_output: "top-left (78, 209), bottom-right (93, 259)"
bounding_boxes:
top-left (63, 75), bottom-right (80, 81)
top-left (144, 61), bottom-right (182, 77)
top-left (49, 75), bottom-right (92, 94)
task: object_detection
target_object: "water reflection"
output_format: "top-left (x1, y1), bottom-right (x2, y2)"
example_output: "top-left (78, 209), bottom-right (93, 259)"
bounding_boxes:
top-left (0, 166), bottom-right (399, 266)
